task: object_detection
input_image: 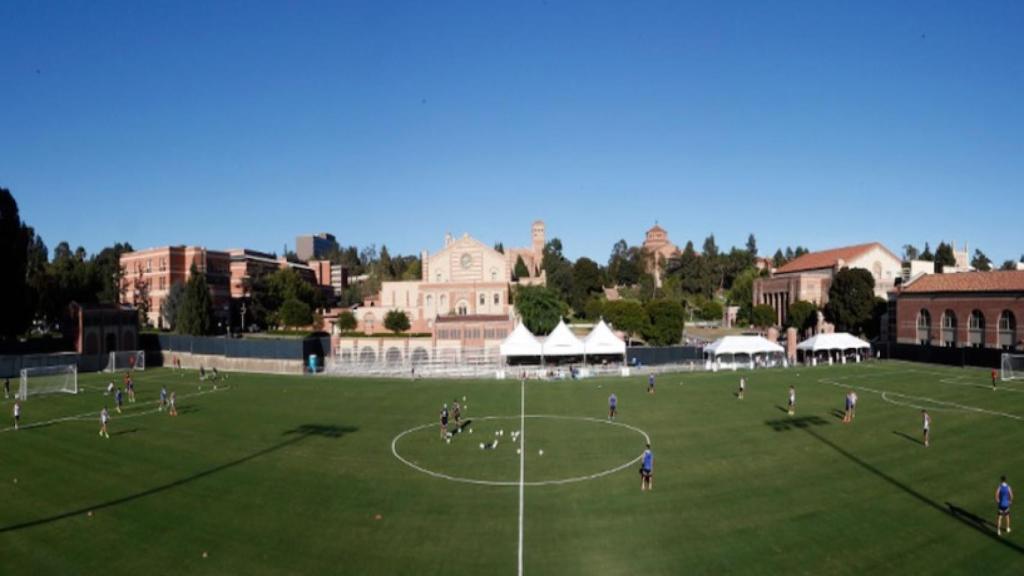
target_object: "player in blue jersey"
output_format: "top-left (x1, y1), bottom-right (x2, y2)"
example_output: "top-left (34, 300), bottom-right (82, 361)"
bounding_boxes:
top-left (996, 476), bottom-right (1014, 536)
top-left (608, 393), bottom-right (617, 420)
top-left (159, 386), bottom-right (168, 411)
top-left (640, 444), bottom-right (654, 491)
top-left (647, 374), bottom-right (655, 395)
top-left (115, 387), bottom-right (124, 414)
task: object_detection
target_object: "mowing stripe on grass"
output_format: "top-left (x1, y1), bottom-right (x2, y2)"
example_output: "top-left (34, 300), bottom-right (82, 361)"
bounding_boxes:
top-left (0, 386), bottom-right (230, 433)
top-left (518, 378), bottom-right (525, 576)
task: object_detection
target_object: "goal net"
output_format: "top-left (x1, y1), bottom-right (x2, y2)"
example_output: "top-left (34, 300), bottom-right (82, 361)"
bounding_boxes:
top-left (106, 350), bottom-right (146, 372)
top-left (19, 364), bottom-right (78, 400)
top-left (1001, 353), bottom-right (1024, 381)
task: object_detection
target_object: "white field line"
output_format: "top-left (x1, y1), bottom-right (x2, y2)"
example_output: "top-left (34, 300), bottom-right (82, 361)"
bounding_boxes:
top-left (820, 376), bottom-right (1023, 421)
top-left (518, 379), bottom-right (525, 576)
top-left (0, 385), bottom-right (230, 433)
top-left (390, 415), bottom-right (650, 487)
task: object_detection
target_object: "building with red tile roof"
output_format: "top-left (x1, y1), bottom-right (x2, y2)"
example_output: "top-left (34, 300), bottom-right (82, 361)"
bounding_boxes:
top-left (753, 242), bottom-right (902, 327)
top-left (895, 270), bottom-right (1024, 350)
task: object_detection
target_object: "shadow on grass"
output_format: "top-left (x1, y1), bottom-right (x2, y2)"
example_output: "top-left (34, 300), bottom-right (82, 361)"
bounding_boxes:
top-left (765, 415), bottom-right (828, 432)
top-left (0, 423), bottom-right (357, 534)
top-left (892, 430), bottom-right (923, 446)
top-left (830, 409), bottom-right (846, 420)
top-left (112, 428), bottom-right (140, 437)
top-left (802, 427), bottom-right (1023, 555)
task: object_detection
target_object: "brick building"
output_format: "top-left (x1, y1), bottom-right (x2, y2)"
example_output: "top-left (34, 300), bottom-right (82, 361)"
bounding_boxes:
top-left (642, 223), bottom-right (681, 288)
top-left (895, 270), bottom-right (1023, 351)
top-left (753, 242), bottom-right (902, 327)
top-left (68, 302), bottom-right (139, 355)
top-left (120, 246), bottom-right (231, 328)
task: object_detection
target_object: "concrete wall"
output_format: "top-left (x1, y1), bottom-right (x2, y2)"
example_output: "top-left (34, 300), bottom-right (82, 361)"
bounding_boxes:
top-left (163, 351), bottom-right (304, 374)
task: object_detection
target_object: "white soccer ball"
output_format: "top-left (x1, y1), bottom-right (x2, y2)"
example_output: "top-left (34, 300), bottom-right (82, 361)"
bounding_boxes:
top-left (516, 448), bottom-right (521, 455)
top-left (538, 449), bottom-right (544, 456)
top-left (469, 429), bottom-right (473, 434)
top-left (446, 438), bottom-right (451, 444)
top-left (480, 443), bottom-right (485, 449)
top-left (462, 396), bottom-right (466, 402)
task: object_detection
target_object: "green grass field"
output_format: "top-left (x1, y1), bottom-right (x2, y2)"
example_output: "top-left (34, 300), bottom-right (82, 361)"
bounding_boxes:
top-left (1, 361), bottom-right (1022, 575)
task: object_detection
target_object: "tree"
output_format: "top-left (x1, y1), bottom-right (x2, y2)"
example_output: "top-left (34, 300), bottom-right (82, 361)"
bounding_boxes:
top-left (920, 242), bottom-right (934, 261)
top-left (824, 268), bottom-right (876, 334)
top-left (161, 281), bottom-right (186, 330)
top-left (132, 269), bottom-right (151, 327)
top-left (702, 234), bottom-right (719, 259)
top-left (177, 265), bottom-right (214, 335)
top-left (669, 241), bottom-right (714, 298)
top-left (279, 298), bottom-right (313, 328)
top-left (902, 244), bottom-right (920, 261)
top-left (699, 300), bottom-right (724, 322)
top-left (93, 242), bottom-right (133, 304)
top-left (514, 255), bottom-right (530, 280)
top-left (603, 300), bottom-right (649, 344)
top-left (513, 285), bottom-right (563, 335)
top-left (794, 246), bottom-right (809, 258)
top-left (934, 242), bottom-right (956, 273)
top-left (772, 249), bottom-right (786, 268)
top-left (786, 300), bottom-right (817, 334)
top-left (583, 297), bottom-right (605, 320)
top-left (378, 245), bottom-right (394, 280)
top-left (570, 257), bottom-right (604, 313)
top-left (542, 238), bottom-right (574, 303)
top-left (493, 242), bottom-right (504, 254)
top-left (784, 247), bottom-right (795, 262)
top-left (746, 234), bottom-right (758, 257)
top-left (0, 188), bottom-right (31, 340)
top-left (727, 268), bottom-right (759, 325)
top-left (383, 309), bottom-right (410, 334)
top-left (970, 249), bottom-right (992, 271)
top-left (643, 299), bottom-right (685, 346)
top-left (751, 304), bottom-right (776, 329)
top-left (336, 310), bottom-right (357, 332)
top-left (1001, 260), bottom-right (1019, 271)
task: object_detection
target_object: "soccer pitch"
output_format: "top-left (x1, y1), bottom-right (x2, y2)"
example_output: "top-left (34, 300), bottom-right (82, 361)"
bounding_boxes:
top-left (1, 361), bottom-right (1022, 575)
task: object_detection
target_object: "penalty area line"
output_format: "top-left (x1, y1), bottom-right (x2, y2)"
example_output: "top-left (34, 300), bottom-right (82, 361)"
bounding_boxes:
top-left (518, 378), bottom-right (525, 576)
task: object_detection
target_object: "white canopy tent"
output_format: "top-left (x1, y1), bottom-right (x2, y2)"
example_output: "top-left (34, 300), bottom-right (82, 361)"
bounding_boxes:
top-left (542, 319), bottom-right (585, 357)
top-left (499, 322), bottom-right (543, 357)
top-left (704, 335), bottom-right (785, 371)
top-left (796, 332), bottom-right (871, 365)
top-left (583, 319), bottom-right (627, 357)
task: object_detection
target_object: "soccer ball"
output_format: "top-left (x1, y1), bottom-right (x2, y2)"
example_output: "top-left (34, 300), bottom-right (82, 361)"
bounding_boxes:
top-left (516, 448), bottom-right (521, 455)
top-left (462, 396), bottom-right (466, 402)
top-left (479, 443), bottom-right (485, 449)
top-left (446, 438), bottom-right (451, 444)
top-left (538, 449), bottom-right (544, 456)
top-left (469, 429), bottom-right (473, 434)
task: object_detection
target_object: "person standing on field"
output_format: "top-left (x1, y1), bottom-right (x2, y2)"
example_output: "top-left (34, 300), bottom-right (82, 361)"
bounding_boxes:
top-left (996, 475), bottom-right (1014, 536)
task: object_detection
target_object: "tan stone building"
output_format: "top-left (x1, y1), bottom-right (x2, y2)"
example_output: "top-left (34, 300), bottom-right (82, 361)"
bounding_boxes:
top-left (752, 242), bottom-right (902, 327)
top-left (349, 222), bottom-right (547, 346)
top-left (642, 224), bottom-right (680, 287)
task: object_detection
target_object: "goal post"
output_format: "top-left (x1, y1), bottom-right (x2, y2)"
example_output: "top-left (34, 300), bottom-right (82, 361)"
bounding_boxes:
top-left (1001, 353), bottom-right (1024, 381)
top-left (106, 350), bottom-right (146, 372)
top-left (19, 364), bottom-right (78, 400)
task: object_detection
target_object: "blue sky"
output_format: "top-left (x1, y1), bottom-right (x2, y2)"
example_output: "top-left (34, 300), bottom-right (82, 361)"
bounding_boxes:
top-left (2, 1), bottom-right (1022, 264)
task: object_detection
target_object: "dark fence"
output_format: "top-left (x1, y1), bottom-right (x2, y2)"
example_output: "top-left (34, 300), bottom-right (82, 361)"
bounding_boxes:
top-left (627, 346), bottom-right (704, 366)
top-left (140, 334), bottom-right (330, 365)
top-left (877, 342), bottom-right (1005, 369)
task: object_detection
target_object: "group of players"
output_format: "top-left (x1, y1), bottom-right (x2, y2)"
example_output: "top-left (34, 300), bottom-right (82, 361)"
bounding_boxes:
top-left (8, 370), bottom-right (182, 438)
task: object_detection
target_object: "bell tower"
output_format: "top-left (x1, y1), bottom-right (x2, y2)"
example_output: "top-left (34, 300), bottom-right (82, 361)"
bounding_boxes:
top-left (531, 220), bottom-right (545, 258)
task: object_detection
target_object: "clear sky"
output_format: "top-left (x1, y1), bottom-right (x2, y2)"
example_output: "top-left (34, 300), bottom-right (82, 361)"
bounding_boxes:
top-left (2, 1), bottom-right (1022, 264)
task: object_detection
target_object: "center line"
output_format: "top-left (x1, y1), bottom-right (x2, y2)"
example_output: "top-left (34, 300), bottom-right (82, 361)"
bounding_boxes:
top-left (517, 377), bottom-right (525, 576)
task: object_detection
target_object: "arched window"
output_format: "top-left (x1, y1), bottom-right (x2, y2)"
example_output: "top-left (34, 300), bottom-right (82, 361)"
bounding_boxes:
top-left (917, 309), bottom-right (931, 345)
top-left (494, 293), bottom-right (500, 305)
top-left (872, 261), bottom-right (882, 279)
top-left (490, 268), bottom-right (497, 281)
top-left (998, 310), bottom-right (1017, 350)
top-left (941, 310), bottom-right (957, 348)
top-left (426, 295), bottom-right (433, 307)
top-left (479, 294), bottom-right (486, 306)
top-left (968, 310), bottom-right (985, 348)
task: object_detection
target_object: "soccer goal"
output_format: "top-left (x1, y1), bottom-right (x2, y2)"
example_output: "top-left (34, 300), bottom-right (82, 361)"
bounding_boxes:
top-left (19, 364), bottom-right (79, 400)
top-left (1001, 353), bottom-right (1024, 381)
top-left (106, 350), bottom-right (146, 372)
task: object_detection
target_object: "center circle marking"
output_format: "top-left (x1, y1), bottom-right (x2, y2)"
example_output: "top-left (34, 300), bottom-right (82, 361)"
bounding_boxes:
top-left (391, 414), bottom-right (651, 486)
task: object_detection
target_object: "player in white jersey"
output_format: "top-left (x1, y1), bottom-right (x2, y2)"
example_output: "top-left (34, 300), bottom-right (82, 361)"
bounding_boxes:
top-left (99, 407), bottom-right (110, 439)
top-left (738, 377), bottom-right (745, 400)
top-left (922, 410), bottom-right (930, 448)
top-left (787, 385), bottom-right (796, 416)
top-left (13, 401), bottom-right (21, 430)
